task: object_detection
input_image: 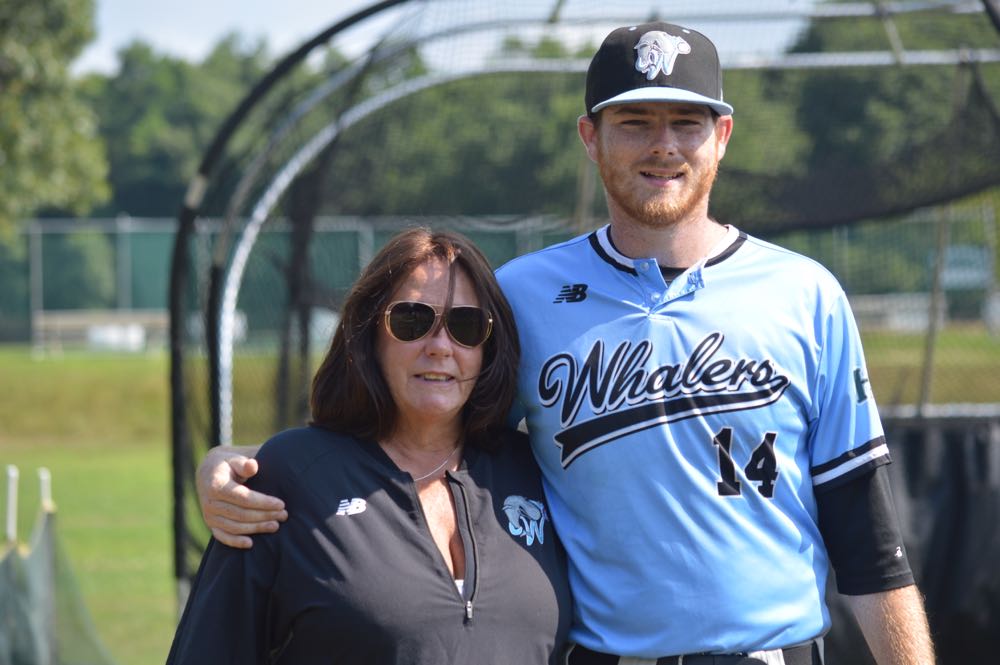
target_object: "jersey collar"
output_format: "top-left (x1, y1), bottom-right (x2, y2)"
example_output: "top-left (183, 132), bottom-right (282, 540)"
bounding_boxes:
top-left (589, 224), bottom-right (638, 275)
top-left (588, 223), bottom-right (744, 276)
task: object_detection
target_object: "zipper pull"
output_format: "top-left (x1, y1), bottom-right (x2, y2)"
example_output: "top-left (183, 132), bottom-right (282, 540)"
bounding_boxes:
top-left (465, 600), bottom-right (473, 620)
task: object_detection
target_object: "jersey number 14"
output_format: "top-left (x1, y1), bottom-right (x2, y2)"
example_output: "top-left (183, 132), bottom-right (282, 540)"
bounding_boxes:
top-left (713, 427), bottom-right (778, 498)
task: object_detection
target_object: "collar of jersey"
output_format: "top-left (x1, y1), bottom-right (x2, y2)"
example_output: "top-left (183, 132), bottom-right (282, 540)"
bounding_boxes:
top-left (589, 225), bottom-right (638, 274)
top-left (589, 224), bottom-right (744, 277)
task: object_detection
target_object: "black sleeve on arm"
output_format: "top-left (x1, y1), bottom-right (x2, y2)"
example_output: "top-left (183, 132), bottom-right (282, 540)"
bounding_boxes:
top-left (816, 464), bottom-right (915, 595)
top-left (165, 538), bottom-right (276, 663)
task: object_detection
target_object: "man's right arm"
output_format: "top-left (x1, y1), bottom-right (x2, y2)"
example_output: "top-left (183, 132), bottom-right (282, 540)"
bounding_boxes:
top-left (196, 445), bottom-right (287, 549)
top-left (844, 585), bottom-right (934, 665)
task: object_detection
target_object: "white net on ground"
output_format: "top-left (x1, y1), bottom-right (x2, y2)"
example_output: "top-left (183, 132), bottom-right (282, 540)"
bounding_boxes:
top-left (1, 470), bottom-right (116, 665)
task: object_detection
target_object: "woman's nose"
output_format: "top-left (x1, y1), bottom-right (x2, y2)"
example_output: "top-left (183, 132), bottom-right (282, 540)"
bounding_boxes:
top-left (423, 323), bottom-right (454, 355)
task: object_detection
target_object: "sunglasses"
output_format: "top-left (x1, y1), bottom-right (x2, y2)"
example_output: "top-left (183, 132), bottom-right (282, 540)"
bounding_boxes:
top-left (384, 301), bottom-right (493, 348)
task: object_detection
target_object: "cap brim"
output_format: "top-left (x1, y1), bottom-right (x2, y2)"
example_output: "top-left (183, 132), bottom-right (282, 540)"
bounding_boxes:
top-left (591, 87), bottom-right (733, 116)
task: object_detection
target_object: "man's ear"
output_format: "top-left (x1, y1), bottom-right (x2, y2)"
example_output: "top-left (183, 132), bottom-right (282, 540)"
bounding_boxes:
top-left (715, 114), bottom-right (734, 160)
top-left (578, 114), bottom-right (599, 163)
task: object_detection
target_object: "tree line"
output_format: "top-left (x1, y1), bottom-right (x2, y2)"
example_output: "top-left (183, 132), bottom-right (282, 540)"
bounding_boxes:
top-left (0, 0), bottom-right (998, 339)
top-left (4, 1), bottom-right (999, 227)
top-left (1, 0), bottom-right (275, 226)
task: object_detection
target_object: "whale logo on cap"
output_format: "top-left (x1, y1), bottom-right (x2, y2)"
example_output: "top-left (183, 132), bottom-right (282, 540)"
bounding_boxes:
top-left (635, 30), bottom-right (691, 80)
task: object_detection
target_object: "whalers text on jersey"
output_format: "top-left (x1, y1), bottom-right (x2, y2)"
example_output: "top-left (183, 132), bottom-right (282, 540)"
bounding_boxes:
top-left (538, 331), bottom-right (790, 467)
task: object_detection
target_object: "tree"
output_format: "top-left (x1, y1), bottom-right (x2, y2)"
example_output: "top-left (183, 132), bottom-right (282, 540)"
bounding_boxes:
top-left (318, 38), bottom-right (589, 219)
top-left (79, 34), bottom-right (272, 217)
top-left (787, 10), bottom-right (1000, 168)
top-left (0, 0), bottom-right (109, 229)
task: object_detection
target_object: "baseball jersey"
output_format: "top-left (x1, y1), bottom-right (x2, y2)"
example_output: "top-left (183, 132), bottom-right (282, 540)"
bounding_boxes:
top-left (495, 224), bottom-right (899, 657)
top-left (167, 426), bottom-right (572, 664)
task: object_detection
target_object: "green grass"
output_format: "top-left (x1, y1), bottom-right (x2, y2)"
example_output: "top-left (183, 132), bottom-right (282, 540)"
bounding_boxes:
top-left (0, 327), bottom-right (996, 665)
top-left (862, 326), bottom-right (1000, 405)
top-left (1, 348), bottom-right (174, 665)
top-left (0, 348), bottom-right (169, 443)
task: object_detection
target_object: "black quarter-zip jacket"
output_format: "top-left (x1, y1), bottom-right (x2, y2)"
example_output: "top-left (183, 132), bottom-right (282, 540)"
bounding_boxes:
top-left (167, 426), bottom-right (572, 665)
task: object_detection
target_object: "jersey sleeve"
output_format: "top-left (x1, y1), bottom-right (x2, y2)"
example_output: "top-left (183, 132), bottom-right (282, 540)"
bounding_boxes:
top-left (808, 291), bottom-right (890, 492)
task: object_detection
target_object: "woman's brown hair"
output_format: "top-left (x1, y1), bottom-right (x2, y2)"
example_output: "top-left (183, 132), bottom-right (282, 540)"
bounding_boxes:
top-left (310, 227), bottom-right (520, 448)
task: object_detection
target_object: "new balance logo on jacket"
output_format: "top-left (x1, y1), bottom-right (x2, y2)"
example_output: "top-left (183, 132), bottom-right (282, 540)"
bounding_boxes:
top-left (335, 498), bottom-right (367, 516)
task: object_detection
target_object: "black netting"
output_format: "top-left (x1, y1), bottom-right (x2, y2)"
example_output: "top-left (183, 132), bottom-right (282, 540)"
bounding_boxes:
top-left (825, 416), bottom-right (1000, 664)
top-left (721, 63), bottom-right (1000, 232)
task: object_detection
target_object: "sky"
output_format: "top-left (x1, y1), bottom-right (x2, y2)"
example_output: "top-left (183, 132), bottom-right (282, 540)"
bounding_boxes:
top-left (74, 0), bottom-right (374, 74)
top-left (72, 1), bottom-right (827, 79)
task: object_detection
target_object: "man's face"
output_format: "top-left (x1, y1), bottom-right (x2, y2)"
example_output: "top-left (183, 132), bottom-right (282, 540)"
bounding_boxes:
top-left (578, 102), bottom-right (732, 230)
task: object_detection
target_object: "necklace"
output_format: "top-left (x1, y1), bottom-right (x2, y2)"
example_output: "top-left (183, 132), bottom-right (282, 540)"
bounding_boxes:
top-left (411, 446), bottom-right (460, 483)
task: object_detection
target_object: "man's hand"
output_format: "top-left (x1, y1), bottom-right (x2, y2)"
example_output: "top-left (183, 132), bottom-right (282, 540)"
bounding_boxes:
top-left (196, 445), bottom-right (287, 549)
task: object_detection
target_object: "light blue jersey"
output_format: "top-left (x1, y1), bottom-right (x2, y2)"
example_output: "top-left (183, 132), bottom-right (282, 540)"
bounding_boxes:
top-left (496, 225), bottom-right (889, 657)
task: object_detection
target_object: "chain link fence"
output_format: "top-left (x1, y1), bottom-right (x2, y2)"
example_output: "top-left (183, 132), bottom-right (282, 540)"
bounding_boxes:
top-left (3, 204), bottom-right (996, 408)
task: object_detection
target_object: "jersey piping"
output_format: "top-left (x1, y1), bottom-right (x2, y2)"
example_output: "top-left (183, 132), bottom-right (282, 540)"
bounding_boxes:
top-left (811, 436), bottom-right (891, 490)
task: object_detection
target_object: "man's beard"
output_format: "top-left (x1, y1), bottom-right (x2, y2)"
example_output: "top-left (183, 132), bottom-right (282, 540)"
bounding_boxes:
top-left (598, 155), bottom-right (718, 229)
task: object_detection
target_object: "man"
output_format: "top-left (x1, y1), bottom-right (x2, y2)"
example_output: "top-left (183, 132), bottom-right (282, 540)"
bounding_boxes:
top-left (197, 21), bottom-right (934, 665)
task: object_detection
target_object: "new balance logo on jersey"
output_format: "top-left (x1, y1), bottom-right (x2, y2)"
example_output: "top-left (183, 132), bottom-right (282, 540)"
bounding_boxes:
top-left (502, 495), bottom-right (547, 546)
top-left (538, 332), bottom-right (791, 467)
top-left (335, 498), bottom-right (367, 516)
top-left (553, 284), bottom-right (588, 303)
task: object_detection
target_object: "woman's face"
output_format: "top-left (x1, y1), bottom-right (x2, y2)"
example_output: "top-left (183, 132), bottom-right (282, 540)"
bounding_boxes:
top-left (376, 259), bottom-right (485, 437)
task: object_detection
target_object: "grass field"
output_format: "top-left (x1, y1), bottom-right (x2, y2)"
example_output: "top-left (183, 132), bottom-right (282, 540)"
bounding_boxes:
top-left (863, 326), bottom-right (1000, 405)
top-left (0, 327), bottom-right (997, 665)
top-left (1, 348), bottom-right (174, 665)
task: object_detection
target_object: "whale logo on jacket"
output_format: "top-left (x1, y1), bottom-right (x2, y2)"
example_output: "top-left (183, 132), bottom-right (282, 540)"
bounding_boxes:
top-left (503, 496), bottom-right (547, 546)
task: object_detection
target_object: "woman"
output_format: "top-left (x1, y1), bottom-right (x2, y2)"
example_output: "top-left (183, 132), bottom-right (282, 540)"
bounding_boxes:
top-left (166, 228), bottom-right (571, 664)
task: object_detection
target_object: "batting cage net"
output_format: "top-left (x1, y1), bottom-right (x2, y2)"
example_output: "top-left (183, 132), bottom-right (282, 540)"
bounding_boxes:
top-left (169, 1), bottom-right (1000, 662)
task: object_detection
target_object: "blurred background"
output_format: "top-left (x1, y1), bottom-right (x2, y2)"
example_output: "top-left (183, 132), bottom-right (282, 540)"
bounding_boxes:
top-left (2, 1), bottom-right (999, 664)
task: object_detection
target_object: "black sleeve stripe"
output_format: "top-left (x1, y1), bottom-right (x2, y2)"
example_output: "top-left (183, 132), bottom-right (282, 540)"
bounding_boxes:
top-left (813, 455), bottom-right (890, 493)
top-left (811, 436), bottom-right (891, 490)
top-left (811, 436), bottom-right (887, 475)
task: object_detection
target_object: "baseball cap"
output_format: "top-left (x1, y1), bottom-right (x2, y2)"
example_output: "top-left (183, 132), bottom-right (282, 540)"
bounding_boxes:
top-left (585, 22), bottom-right (734, 116)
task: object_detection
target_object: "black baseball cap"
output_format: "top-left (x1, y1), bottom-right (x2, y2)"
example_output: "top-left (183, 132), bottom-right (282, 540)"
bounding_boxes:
top-left (585, 22), bottom-right (734, 116)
